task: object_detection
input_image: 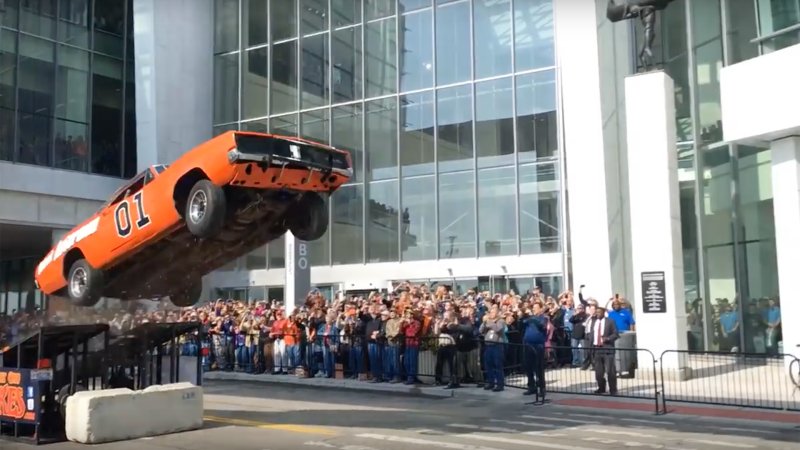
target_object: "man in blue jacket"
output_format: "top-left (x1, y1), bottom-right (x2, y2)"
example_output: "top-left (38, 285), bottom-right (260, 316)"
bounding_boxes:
top-left (522, 301), bottom-right (547, 398)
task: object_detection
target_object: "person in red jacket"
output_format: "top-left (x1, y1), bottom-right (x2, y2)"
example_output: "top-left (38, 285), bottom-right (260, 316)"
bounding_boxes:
top-left (401, 310), bottom-right (422, 385)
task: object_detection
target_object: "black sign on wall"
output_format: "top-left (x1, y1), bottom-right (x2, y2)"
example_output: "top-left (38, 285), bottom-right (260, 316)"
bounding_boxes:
top-left (641, 271), bottom-right (667, 313)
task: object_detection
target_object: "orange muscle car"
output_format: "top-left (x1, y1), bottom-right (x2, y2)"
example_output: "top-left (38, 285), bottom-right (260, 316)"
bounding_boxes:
top-left (34, 131), bottom-right (352, 307)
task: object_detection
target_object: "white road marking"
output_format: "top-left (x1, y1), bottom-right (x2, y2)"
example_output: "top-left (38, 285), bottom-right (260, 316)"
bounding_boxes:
top-left (584, 427), bottom-right (658, 438)
top-left (620, 418), bottom-right (675, 426)
top-left (555, 413), bottom-right (599, 419)
top-left (356, 433), bottom-right (503, 450)
top-left (453, 432), bottom-right (600, 450)
top-left (685, 439), bottom-right (756, 448)
top-left (583, 436), bottom-right (693, 450)
top-left (341, 446), bottom-right (379, 450)
top-left (523, 415), bottom-right (599, 425)
top-left (489, 419), bottom-right (557, 428)
top-left (448, 423), bottom-right (518, 433)
top-left (713, 426), bottom-right (778, 435)
top-left (304, 442), bottom-right (336, 448)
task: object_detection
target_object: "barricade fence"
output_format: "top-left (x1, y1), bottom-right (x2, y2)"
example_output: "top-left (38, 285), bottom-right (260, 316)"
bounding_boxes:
top-left (191, 332), bottom-right (800, 414)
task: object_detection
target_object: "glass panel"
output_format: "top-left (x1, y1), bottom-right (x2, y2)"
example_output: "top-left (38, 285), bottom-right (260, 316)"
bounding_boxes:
top-left (18, 35), bottom-right (54, 167)
top-left (519, 163), bottom-right (560, 253)
top-left (400, 0), bottom-right (431, 12)
top-left (269, 234), bottom-right (286, 269)
top-left (332, 104), bottom-right (363, 182)
top-left (241, 118), bottom-right (269, 132)
top-left (365, 97), bottom-right (398, 180)
top-left (268, 286), bottom-right (284, 302)
top-left (478, 166), bottom-right (516, 256)
top-left (678, 142), bottom-right (702, 350)
top-left (0, 30), bottom-right (16, 163)
top-left (245, 246), bottom-right (267, 269)
top-left (692, 0), bottom-right (723, 145)
top-left (401, 175), bottom-right (436, 261)
top-left (439, 170), bottom-right (475, 259)
top-left (56, 45), bottom-right (88, 122)
top-left (332, 184), bottom-right (365, 264)
top-left (214, 53), bottom-right (239, 124)
top-left (301, 33), bottom-right (329, 109)
top-left (309, 200), bottom-right (331, 266)
top-left (435, 1), bottom-right (470, 85)
top-left (124, 59), bottom-right (137, 179)
top-left (213, 123), bottom-right (238, 136)
top-left (1, 0), bottom-right (18, 29)
top-left (215, 0), bottom-right (239, 52)
top-left (474, 0), bottom-right (512, 79)
top-left (368, 179), bottom-right (399, 262)
top-left (365, 18), bottom-right (397, 98)
top-left (400, 91), bottom-right (434, 176)
top-left (248, 286), bottom-right (267, 302)
top-left (93, 0), bottom-right (124, 56)
top-left (242, 47), bottom-right (268, 119)
top-left (301, 109), bottom-right (329, 144)
top-left (513, 0), bottom-right (554, 71)
top-left (54, 119), bottom-right (88, 171)
top-left (243, 0), bottom-right (268, 47)
top-left (736, 146), bottom-right (780, 355)
top-left (725, 0), bottom-right (758, 64)
top-left (399, 9), bottom-right (433, 92)
top-left (91, 55), bottom-right (124, 176)
top-left (58, 0), bottom-right (90, 47)
top-left (332, 0), bottom-right (361, 27)
top-left (476, 77), bottom-right (514, 168)
top-left (270, 113), bottom-right (298, 135)
top-left (271, 40), bottom-right (298, 114)
top-left (20, 0), bottom-right (55, 39)
top-left (271, 0), bottom-right (298, 41)
top-left (437, 84), bottom-right (473, 173)
top-left (757, 0), bottom-right (800, 52)
top-left (516, 70), bottom-right (557, 163)
top-left (366, 0), bottom-right (396, 20)
top-left (301, 0), bottom-right (328, 35)
top-left (332, 26), bottom-right (362, 103)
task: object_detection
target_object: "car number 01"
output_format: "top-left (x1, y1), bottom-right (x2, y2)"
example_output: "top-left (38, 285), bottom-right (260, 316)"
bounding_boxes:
top-left (115, 191), bottom-right (152, 238)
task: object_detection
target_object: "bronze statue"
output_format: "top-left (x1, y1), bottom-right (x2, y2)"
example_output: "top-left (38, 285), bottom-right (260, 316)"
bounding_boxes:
top-left (607, 0), bottom-right (675, 72)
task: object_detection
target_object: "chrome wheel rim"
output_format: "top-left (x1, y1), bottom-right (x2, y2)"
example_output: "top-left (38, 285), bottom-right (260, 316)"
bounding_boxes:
top-left (189, 190), bottom-right (207, 223)
top-left (70, 267), bottom-right (87, 298)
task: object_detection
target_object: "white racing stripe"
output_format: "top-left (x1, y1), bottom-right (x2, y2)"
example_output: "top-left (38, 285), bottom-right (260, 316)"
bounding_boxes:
top-left (355, 433), bottom-right (503, 450)
top-left (523, 415), bottom-right (599, 425)
top-left (620, 418), bottom-right (676, 426)
top-left (685, 439), bottom-right (756, 448)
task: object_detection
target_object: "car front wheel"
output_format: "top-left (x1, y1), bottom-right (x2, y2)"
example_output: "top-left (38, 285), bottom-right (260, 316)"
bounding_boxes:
top-left (67, 259), bottom-right (103, 307)
top-left (287, 193), bottom-right (328, 241)
top-left (185, 179), bottom-right (227, 239)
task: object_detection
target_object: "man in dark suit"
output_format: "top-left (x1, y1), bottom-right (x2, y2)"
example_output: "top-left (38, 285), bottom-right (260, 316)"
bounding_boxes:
top-left (588, 306), bottom-right (619, 395)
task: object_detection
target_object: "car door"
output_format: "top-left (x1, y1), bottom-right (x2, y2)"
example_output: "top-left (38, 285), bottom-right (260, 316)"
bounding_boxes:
top-left (99, 173), bottom-right (152, 256)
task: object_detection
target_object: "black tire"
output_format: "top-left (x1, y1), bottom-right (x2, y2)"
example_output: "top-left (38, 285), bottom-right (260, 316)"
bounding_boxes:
top-left (58, 383), bottom-right (86, 419)
top-left (66, 259), bottom-right (103, 307)
top-left (287, 193), bottom-right (328, 241)
top-left (185, 179), bottom-right (227, 238)
top-left (170, 282), bottom-right (202, 307)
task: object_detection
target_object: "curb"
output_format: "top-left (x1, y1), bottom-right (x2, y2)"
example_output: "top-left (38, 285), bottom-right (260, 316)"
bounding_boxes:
top-left (203, 372), bottom-right (455, 399)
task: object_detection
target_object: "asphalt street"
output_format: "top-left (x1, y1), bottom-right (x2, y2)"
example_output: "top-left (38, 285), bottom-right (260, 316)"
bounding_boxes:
top-left (5, 380), bottom-right (800, 450)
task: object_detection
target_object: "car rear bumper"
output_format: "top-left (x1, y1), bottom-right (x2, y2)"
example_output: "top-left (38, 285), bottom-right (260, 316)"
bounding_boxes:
top-left (227, 149), bottom-right (352, 191)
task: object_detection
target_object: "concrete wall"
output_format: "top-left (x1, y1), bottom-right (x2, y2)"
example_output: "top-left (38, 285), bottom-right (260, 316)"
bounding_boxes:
top-left (132, 0), bottom-right (214, 168)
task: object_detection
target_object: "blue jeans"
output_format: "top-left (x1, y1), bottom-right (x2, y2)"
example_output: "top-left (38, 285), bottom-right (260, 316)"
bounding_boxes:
top-left (287, 344), bottom-right (300, 369)
top-left (349, 345), bottom-right (363, 376)
top-left (322, 346), bottom-right (336, 377)
top-left (404, 346), bottom-right (419, 383)
top-left (484, 343), bottom-right (505, 388)
top-left (571, 338), bottom-right (583, 365)
top-left (368, 342), bottom-right (383, 381)
top-left (235, 346), bottom-right (249, 371)
top-left (383, 345), bottom-right (399, 381)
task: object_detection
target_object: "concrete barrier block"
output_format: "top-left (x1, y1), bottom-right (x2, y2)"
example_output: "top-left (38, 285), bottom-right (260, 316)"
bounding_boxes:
top-left (65, 382), bottom-right (203, 444)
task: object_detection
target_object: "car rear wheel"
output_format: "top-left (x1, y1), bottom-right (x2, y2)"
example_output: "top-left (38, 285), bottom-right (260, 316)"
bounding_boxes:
top-left (287, 193), bottom-right (328, 241)
top-left (170, 282), bottom-right (202, 307)
top-left (67, 259), bottom-right (103, 307)
top-left (185, 179), bottom-right (227, 239)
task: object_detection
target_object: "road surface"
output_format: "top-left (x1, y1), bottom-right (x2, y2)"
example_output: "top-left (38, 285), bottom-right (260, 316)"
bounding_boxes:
top-left (4, 380), bottom-right (799, 449)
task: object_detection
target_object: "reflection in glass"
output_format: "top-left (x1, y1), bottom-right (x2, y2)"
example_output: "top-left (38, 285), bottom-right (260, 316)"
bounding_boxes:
top-left (519, 163), bottom-right (560, 253)
top-left (272, 41), bottom-right (298, 114)
top-left (513, 0), bottom-right (554, 71)
top-left (332, 0), bottom-right (361, 27)
top-left (478, 166), bottom-right (516, 257)
top-left (365, 18), bottom-right (397, 98)
top-left (0, 30), bottom-right (14, 162)
top-left (213, 123), bottom-right (238, 136)
top-left (242, 119), bottom-right (269, 133)
top-left (366, 97), bottom-right (398, 180)
top-left (332, 104), bottom-right (363, 182)
top-left (242, 47), bottom-right (268, 119)
top-left (439, 171), bottom-right (476, 259)
top-left (214, 53), bottom-right (239, 124)
top-left (301, 33), bottom-right (329, 109)
top-left (400, 0), bottom-right (431, 12)
top-left (58, 0), bottom-right (90, 47)
top-left (332, 184), bottom-right (365, 264)
top-left (435, 1), bottom-right (470, 85)
top-left (399, 9), bottom-right (433, 93)
top-left (56, 45), bottom-right (88, 123)
top-left (18, 35), bottom-right (54, 167)
top-left (694, 40), bottom-right (723, 145)
top-left (437, 84), bottom-right (473, 173)
top-left (401, 175), bottom-right (436, 261)
top-left (757, 0), bottom-right (800, 52)
top-left (244, 0), bottom-right (268, 47)
top-left (366, 0), bottom-right (396, 20)
top-left (516, 70), bottom-right (557, 163)
top-left (725, 0), bottom-right (758, 63)
top-left (1, 0), bottom-right (18, 29)
top-left (474, 0), bottom-right (512, 79)
top-left (476, 78), bottom-right (514, 168)
top-left (400, 91), bottom-right (435, 176)
top-left (91, 56), bottom-right (123, 176)
top-left (93, 0), bottom-right (124, 56)
top-left (54, 120), bottom-right (88, 171)
top-left (270, 113), bottom-right (299, 136)
top-left (245, 246), bottom-right (267, 270)
top-left (301, 0), bottom-right (328, 35)
top-left (301, 109), bottom-right (329, 144)
top-left (368, 179), bottom-right (400, 262)
top-left (20, 0), bottom-right (55, 39)
top-left (271, 0), bottom-right (298, 41)
top-left (269, 234), bottom-right (286, 269)
top-left (332, 26), bottom-right (362, 103)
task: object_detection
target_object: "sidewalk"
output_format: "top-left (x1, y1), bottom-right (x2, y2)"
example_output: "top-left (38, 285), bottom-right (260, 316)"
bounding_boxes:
top-left (203, 370), bottom-right (800, 426)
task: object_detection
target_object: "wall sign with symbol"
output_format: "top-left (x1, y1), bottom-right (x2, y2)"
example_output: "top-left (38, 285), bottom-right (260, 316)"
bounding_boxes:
top-left (0, 369), bottom-right (39, 423)
top-left (641, 271), bottom-right (667, 313)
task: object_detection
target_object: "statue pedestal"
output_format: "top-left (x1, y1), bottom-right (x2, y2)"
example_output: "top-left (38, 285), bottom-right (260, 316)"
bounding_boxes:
top-left (624, 71), bottom-right (689, 373)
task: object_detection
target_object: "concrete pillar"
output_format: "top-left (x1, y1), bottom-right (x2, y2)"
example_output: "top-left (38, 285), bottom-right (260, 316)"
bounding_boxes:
top-left (284, 233), bottom-right (310, 313)
top-left (770, 136), bottom-right (800, 366)
top-left (624, 71), bottom-right (689, 376)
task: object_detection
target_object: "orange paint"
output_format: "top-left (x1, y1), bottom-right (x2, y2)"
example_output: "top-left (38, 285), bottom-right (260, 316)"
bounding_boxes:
top-left (0, 371), bottom-right (28, 421)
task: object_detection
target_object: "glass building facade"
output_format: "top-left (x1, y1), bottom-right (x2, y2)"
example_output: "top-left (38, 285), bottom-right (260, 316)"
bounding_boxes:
top-left (0, 257), bottom-right (47, 314)
top-left (0, 0), bottom-right (138, 179)
top-left (637, 0), bottom-right (784, 354)
top-left (212, 0), bottom-right (560, 280)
